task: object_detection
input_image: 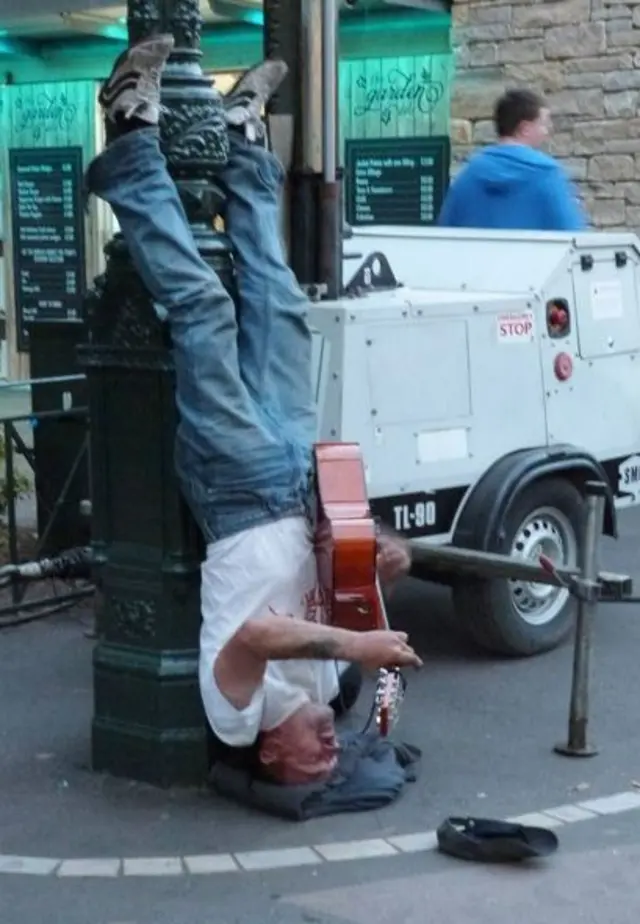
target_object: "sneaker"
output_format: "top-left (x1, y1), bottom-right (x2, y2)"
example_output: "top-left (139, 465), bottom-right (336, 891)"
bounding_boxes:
top-left (99, 34), bottom-right (175, 126)
top-left (223, 58), bottom-right (288, 143)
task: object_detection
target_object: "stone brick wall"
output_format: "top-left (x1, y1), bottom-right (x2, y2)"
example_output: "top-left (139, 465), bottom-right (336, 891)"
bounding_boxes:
top-left (451, 0), bottom-right (640, 230)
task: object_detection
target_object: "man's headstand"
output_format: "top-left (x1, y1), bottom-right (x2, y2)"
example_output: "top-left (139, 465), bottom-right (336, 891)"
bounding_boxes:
top-left (88, 35), bottom-right (422, 787)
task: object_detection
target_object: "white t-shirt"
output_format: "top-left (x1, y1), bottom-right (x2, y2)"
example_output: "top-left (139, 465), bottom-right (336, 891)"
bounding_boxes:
top-left (198, 515), bottom-right (341, 748)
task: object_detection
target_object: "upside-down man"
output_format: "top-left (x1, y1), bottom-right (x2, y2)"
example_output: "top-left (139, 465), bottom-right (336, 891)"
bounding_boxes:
top-left (88, 36), bottom-right (422, 788)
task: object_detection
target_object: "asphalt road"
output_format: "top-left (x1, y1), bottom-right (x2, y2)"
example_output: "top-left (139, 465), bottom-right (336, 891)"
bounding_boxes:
top-left (2, 505), bottom-right (640, 923)
top-left (2, 815), bottom-right (640, 924)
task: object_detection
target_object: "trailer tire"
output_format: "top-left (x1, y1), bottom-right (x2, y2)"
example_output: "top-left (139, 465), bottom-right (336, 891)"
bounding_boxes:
top-left (452, 477), bottom-right (584, 657)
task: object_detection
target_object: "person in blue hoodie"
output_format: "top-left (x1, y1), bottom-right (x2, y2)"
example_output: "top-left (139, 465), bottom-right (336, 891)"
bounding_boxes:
top-left (438, 89), bottom-right (587, 231)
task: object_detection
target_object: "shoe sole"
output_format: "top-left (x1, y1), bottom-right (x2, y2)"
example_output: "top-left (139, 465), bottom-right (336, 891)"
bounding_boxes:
top-left (98, 36), bottom-right (174, 111)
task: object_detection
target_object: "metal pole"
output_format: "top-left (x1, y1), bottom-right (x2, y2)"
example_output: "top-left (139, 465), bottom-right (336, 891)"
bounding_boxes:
top-left (4, 422), bottom-right (18, 606)
top-left (301, 0), bottom-right (324, 175)
top-left (322, 0), bottom-right (338, 185)
top-left (34, 435), bottom-right (89, 557)
top-left (318, 0), bottom-right (342, 300)
top-left (78, 0), bottom-right (230, 788)
top-left (555, 481), bottom-right (607, 758)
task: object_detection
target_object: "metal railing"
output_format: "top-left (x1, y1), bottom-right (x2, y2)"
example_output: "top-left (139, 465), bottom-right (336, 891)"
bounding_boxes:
top-left (0, 376), bottom-right (95, 623)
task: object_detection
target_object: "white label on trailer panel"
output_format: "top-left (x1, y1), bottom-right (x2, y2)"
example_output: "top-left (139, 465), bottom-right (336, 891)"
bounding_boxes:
top-left (417, 428), bottom-right (468, 464)
top-left (497, 311), bottom-right (535, 343)
top-left (591, 280), bottom-right (623, 320)
top-left (618, 455), bottom-right (640, 500)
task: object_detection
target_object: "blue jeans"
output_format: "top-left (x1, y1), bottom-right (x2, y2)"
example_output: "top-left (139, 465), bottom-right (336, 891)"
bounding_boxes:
top-left (86, 128), bottom-right (317, 542)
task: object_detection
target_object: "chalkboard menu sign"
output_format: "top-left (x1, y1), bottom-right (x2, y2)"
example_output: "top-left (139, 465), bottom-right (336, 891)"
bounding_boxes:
top-left (345, 136), bottom-right (450, 228)
top-left (9, 146), bottom-right (86, 351)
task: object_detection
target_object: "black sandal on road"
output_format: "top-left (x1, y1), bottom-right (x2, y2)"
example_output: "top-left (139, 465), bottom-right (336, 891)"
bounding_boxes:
top-left (436, 816), bottom-right (559, 864)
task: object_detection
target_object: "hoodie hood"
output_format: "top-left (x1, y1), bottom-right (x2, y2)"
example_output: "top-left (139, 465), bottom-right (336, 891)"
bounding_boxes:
top-left (468, 144), bottom-right (558, 196)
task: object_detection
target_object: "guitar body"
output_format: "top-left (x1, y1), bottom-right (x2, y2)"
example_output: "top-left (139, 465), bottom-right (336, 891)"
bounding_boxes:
top-left (314, 442), bottom-right (384, 633)
top-left (313, 442), bottom-right (405, 736)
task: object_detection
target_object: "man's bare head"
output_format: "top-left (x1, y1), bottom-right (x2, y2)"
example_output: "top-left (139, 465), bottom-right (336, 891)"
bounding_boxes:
top-left (258, 702), bottom-right (339, 785)
top-left (494, 89), bottom-right (551, 149)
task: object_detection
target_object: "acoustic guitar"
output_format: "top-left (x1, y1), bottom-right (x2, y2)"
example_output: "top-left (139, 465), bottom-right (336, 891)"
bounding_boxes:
top-left (313, 442), bottom-right (405, 736)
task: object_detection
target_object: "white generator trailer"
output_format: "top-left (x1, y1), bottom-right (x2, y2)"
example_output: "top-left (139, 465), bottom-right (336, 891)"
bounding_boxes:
top-left (308, 227), bottom-right (640, 657)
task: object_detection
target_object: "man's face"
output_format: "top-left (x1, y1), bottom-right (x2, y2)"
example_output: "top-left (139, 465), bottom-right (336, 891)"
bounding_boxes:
top-left (520, 107), bottom-right (552, 148)
top-left (259, 703), bottom-right (339, 785)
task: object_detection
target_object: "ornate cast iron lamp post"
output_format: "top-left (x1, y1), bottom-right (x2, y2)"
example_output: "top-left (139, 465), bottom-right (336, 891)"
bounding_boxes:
top-left (79, 0), bottom-right (232, 786)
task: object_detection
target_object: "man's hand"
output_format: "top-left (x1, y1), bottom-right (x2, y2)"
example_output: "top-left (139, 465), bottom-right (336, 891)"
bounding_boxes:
top-left (350, 629), bottom-right (422, 672)
top-left (377, 531), bottom-right (411, 587)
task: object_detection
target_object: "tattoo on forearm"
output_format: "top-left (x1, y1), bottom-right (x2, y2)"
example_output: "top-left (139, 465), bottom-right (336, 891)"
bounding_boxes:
top-left (294, 639), bottom-right (341, 660)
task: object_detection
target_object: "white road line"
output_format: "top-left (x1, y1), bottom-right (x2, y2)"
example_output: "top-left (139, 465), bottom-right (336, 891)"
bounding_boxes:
top-left (183, 854), bottom-right (239, 875)
top-left (57, 858), bottom-right (122, 878)
top-left (387, 831), bottom-right (438, 853)
top-left (315, 839), bottom-right (398, 862)
top-left (123, 858), bottom-right (184, 877)
top-left (0, 856), bottom-right (60, 876)
top-left (2, 788), bottom-right (640, 878)
top-left (543, 804), bottom-right (597, 823)
top-left (579, 791), bottom-right (640, 815)
top-left (235, 847), bottom-right (321, 871)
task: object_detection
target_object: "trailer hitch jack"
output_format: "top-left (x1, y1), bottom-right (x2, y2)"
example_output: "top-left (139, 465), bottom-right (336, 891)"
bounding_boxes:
top-left (546, 481), bottom-right (607, 758)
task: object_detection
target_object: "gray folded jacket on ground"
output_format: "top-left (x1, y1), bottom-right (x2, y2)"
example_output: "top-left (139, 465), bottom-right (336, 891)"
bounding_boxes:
top-left (208, 730), bottom-right (421, 820)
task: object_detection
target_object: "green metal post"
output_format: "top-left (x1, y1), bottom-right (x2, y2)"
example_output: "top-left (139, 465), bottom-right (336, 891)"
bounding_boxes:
top-left (79, 0), bottom-right (232, 787)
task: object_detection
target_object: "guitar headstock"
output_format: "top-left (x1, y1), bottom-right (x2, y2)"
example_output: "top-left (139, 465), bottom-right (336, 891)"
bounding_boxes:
top-left (374, 667), bottom-right (406, 737)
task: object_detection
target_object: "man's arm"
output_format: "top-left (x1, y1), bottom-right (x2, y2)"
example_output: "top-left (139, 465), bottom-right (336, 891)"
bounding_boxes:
top-left (214, 613), bottom-right (421, 711)
top-left (377, 528), bottom-right (411, 589)
top-left (234, 613), bottom-right (360, 662)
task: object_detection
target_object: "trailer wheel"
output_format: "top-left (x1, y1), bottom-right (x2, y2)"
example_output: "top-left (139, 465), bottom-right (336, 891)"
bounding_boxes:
top-left (452, 477), bottom-right (584, 657)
